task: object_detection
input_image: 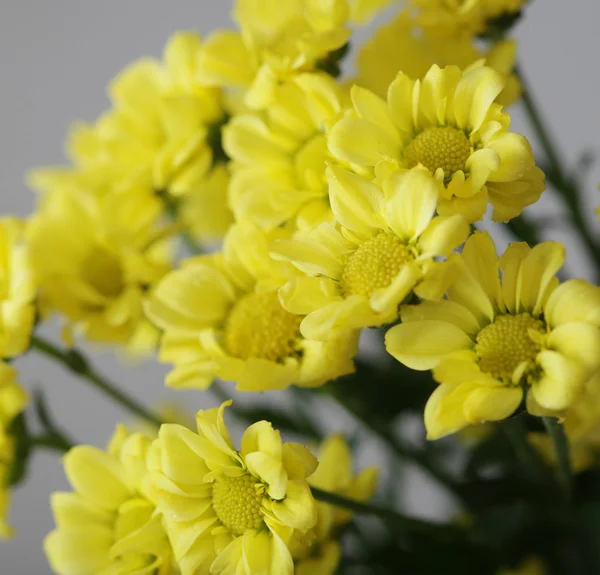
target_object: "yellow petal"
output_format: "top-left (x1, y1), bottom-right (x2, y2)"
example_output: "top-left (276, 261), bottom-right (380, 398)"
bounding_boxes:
top-left (63, 447), bottom-right (131, 512)
top-left (463, 386), bottom-right (522, 424)
top-left (351, 85), bottom-right (401, 143)
top-left (486, 133), bottom-right (535, 183)
top-left (278, 277), bottom-right (340, 315)
top-left (270, 480), bottom-right (317, 531)
top-left (211, 535), bottom-right (244, 575)
top-left (498, 241), bottom-right (530, 314)
top-left (197, 30), bottom-right (255, 86)
top-left (417, 214), bottom-right (470, 258)
top-left (245, 452), bottom-right (288, 500)
top-left (241, 421), bottom-right (282, 460)
top-left (45, 527), bottom-right (112, 575)
top-left (532, 350), bottom-right (588, 411)
top-left (370, 263), bottom-right (421, 314)
top-left (401, 300), bottom-right (480, 336)
top-left (282, 443), bottom-right (319, 481)
top-left (328, 117), bottom-right (400, 166)
top-left (544, 279), bottom-right (600, 328)
top-left (327, 165), bottom-right (386, 235)
top-left (547, 322), bottom-right (600, 371)
top-left (385, 320), bottom-right (473, 370)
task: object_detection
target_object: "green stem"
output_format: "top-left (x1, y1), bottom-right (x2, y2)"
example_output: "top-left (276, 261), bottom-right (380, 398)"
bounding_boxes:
top-left (32, 432), bottom-right (73, 453)
top-left (330, 390), bottom-right (466, 506)
top-left (542, 416), bottom-right (572, 502)
top-left (516, 65), bottom-right (600, 276)
top-left (311, 486), bottom-right (461, 540)
top-left (30, 335), bottom-right (163, 428)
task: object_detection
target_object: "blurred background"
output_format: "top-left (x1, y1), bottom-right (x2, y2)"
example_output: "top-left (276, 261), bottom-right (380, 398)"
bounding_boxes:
top-left (1, 1), bottom-right (599, 572)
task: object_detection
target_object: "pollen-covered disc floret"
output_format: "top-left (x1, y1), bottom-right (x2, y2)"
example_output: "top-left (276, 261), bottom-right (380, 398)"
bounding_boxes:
top-left (148, 402), bottom-right (318, 575)
top-left (341, 234), bottom-right (415, 297)
top-left (475, 313), bottom-right (545, 380)
top-left (404, 126), bottom-right (471, 183)
top-left (212, 474), bottom-right (265, 535)
top-left (385, 231), bottom-right (600, 439)
top-left (224, 292), bottom-right (302, 361)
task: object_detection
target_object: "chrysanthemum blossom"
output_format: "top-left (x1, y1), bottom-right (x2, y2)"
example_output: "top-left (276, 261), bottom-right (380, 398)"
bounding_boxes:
top-left (198, 0), bottom-right (391, 109)
top-left (30, 32), bottom-right (224, 205)
top-left (147, 401), bottom-right (318, 575)
top-left (412, 0), bottom-right (528, 38)
top-left (0, 363), bottom-right (28, 538)
top-left (45, 426), bottom-right (174, 575)
top-left (145, 221), bottom-right (359, 392)
top-left (0, 218), bottom-right (36, 359)
top-left (356, 10), bottom-right (521, 108)
top-left (223, 73), bottom-right (347, 230)
top-left (271, 166), bottom-right (470, 340)
top-left (292, 434), bottom-right (379, 575)
top-left (28, 189), bottom-right (171, 350)
top-left (385, 232), bottom-right (600, 439)
top-left (328, 64), bottom-right (545, 223)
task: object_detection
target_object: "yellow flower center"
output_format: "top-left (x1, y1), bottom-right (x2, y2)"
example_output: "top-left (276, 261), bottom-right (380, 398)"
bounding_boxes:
top-left (341, 233), bottom-right (414, 297)
top-left (404, 126), bottom-right (471, 182)
top-left (81, 247), bottom-right (124, 299)
top-left (224, 291), bottom-right (302, 362)
top-left (212, 474), bottom-right (264, 535)
top-left (475, 313), bottom-right (545, 381)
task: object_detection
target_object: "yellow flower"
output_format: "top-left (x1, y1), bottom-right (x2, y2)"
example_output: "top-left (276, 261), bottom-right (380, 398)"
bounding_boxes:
top-left (0, 363), bottom-right (28, 538)
top-left (178, 164), bottom-right (234, 245)
top-left (498, 556), bottom-right (546, 575)
top-left (223, 73), bottom-right (346, 230)
top-left (328, 64), bottom-right (545, 223)
top-left (292, 435), bottom-right (379, 575)
top-left (145, 221), bottom-right (358, 392)
top-left (32, 32), bottom-right (223, 203)
top-left (28, 188), bottom-right (171, 346)
top-left (356, 10), bottom-right (521, 107)
top-left (0, 218), bottom-right (36, 359)
top-left (147, 401), bottom-right (318, 575)
top-left (198, 0), bottom-right (353, 109)
top-left (45, 425), bottom-right (174, 575)
top-left (386, 231), bottom-right (600, 439)
top-left (412, 0), bottom-right (528, 38)
top-left (272, 166), bottom-right (469, 340)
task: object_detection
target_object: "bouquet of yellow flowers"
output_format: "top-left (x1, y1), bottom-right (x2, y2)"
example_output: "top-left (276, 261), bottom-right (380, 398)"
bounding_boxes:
top-left (4, 1), bottom-right (600, 573)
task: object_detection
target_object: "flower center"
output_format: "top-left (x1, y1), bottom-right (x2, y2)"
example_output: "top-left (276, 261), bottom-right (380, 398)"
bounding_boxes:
top-left (475, 313), bottom-right (545, 381)
top-left (212, 474), bottom-right (264, 535)
top-left (224, 291), bottom-right (302, 362)
top-left (81, 247), bottom-right (124, 299)
top-left (404, 126), bottom-right (471, 182)
top-left (340, 233), bottom-right (414, 297)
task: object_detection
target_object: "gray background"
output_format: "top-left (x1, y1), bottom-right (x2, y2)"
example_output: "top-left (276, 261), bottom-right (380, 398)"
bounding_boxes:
top-left (1, 1), bottom-right (599, 572)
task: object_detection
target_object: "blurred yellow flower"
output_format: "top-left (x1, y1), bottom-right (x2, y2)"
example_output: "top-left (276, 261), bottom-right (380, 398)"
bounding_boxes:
top-left (356, 10), bottom-right (521, 107)
top-left (328, 64), bottom-right (545, 222)
top-left (386, 232), bottom-right (600, 439)
top-left (272, 167), bottom-right (469, 340)
top-left (178, 164), bottom-right (234, 245)
top-left (147, 400), bottom-right (318, 575)
top-left (28, 188), bottom-right (171, 347)
top-left (31, 32), bottom-right (224, 203)
top-left (45, 425), bottom-right (173, 574)
top-left (0, 218), bottom-right (36, 359)
top-left (146, 221), bottom-right (358, 392)
top-left (293, 434), bottom-right (379, 575)
top-left (0, 363), bottom-right (28, 538)
top-left (412, 0), bottom-right (528, 37)
top-left (223, 73), bottom-right (346, 230)
top-left (498, 556), bottom-right (546, 575)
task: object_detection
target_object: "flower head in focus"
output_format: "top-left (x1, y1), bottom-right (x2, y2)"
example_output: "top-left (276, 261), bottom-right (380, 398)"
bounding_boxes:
top-left (386, 231), bottom-right (600, 439)
top-left (147, 400), bottom-right (318, 575)
top-left (328, 64), bottom-right (545, 223)
top-left (145, 221), bottom-right (359, 392)
top-left (0, 218), bottom-right (36, 359)
top-left (272, 167), bottom-right (469, 340)
top-left (292, 434), bottom-right (379, 575)
top-left (28, 188), bottom-right (171, 349)
top-left (198, 0), bottom-right (393, 109)
top-left (0, 363), bottom-right (28, 538)
top-left (411, 0), bottom-right (528, 38)
top-left (45, 425), bottom-right (174, 574)
top-left (223, 73), bottom-right (347, 231)
top-left (356, 10), bottom-right (521, 107)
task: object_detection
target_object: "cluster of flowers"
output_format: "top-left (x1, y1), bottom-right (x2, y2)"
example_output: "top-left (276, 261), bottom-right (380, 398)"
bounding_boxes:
top-left (2, 0), bottom-right (600, 573)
